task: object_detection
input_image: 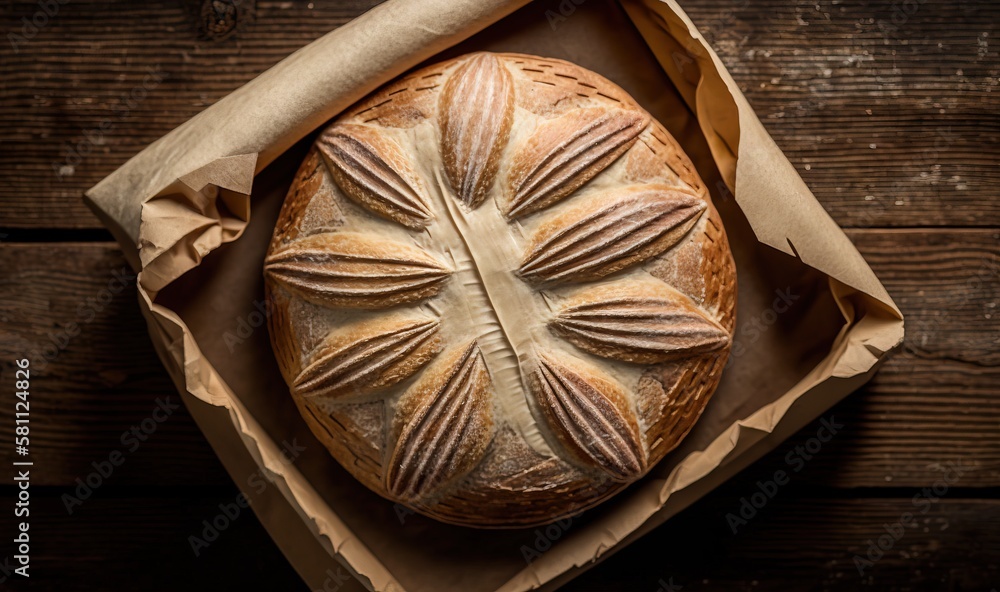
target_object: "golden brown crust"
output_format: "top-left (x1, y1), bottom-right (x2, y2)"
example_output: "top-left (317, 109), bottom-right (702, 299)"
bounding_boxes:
top-left (551, 280), bottom-right (729, 364)
top-left (529, 352), bottom-right (646, 481)
top-left (265, 286), bottom-right (303, 381)
top-left (318, 123), bottom-right (433, 229)
top-left (294, 314), bottom-right (442, 400)
top-left (701, 206), bottom-right (739, 332)
top-left (386, 341), bottom-right (495, 502)
top-left (519, 185), bottom-right (706, 284)
top-left (264, 232), bottom-right (451, 309)
top-left (503, 108), bottom-right (648, 218)
top-left (265, 52), bottom-right (737, 528)
top-left (439, 53), bottom-right (515, 208)
top-left (341, 63), bottom-right (449, 128)
top-left (418, 426), bottom-right (600, 527)
top-left (295, 397), bottom-right (387, 493)
top-left (270, 149), bottom-right (331, 251)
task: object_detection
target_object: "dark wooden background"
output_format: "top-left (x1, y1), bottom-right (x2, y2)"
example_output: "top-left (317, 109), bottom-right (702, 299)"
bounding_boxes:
top-left (1, 0), bottom-right (998, 590)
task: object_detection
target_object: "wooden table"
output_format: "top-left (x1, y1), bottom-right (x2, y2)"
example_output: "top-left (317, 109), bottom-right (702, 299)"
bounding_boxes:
top-left (1, 1), bottom-right (997, 589)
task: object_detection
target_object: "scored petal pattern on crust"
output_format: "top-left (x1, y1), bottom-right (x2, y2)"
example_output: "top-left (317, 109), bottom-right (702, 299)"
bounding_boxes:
top-left (387, 341), bottom-right (495, 501)
top-left (319, 123), bottom-right (433, 228)
top-left (503, 107), bottom-right (649, 219)
top-left (530, 353), bottom-right (646, 481)
top-left (552, 281), bottom-right (729, 364)
top-left (293, 315), bottom-right (442, 399)
top-left (264, 232), bottom-right (450, 309)
top-left (265, 53), bottom-right (739, 526)
top-left (440, 53), bottom-right (515, 208)
top-left (520, 185), bottom-right (707, 283)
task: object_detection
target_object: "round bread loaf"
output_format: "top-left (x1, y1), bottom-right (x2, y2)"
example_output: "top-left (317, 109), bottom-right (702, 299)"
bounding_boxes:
top-left (264, 52), bottom-right (737, 528)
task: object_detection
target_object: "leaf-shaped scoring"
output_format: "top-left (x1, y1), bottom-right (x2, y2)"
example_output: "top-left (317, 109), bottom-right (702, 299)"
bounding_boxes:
top-left (319, 123), bottom-right (433, 228)
top-left (440, 53), bottom-right (515, 208)
top-left (264, 232), bottom-right (450, 309)
top-left (293, 315), bottom-right (442, 399)
top-left (530, 353), bottom-right (646, 481)
top-left (552, 280), bottom-right (729, 364)
top-left (387, 341), bottom-right (494, 501)
top-left (520, 185), bottom-right (706, 283)
top-left (503, 107), bottom-right (649, 219)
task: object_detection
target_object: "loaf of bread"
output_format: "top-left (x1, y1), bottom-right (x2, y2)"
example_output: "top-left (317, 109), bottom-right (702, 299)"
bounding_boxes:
top-left (264, 52), bottom-right (736, 528)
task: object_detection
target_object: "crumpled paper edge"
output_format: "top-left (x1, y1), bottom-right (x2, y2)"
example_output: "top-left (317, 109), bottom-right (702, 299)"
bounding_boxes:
top-left (138, 154), bottom-right (256, 295)
top-left (82, 0), bottom-right (905, 590)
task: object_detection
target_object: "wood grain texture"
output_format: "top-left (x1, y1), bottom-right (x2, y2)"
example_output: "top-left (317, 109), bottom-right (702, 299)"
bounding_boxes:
top-left (753, 351), bottom-right (1000, 489)
top-left (1, 0), bottom-right (996, 229)
top-left (0, 243), bottom-right (226, 486)
top-left (683, 0), bottom-right (1000, 228)
top-left (0, 0), bottom-right (382, 228)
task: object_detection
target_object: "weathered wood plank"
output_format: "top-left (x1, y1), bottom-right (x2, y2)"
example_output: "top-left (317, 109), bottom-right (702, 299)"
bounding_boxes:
top-left (0, 0), bottom-right (381, 228)
top-left (684, 0), bottom-right (1000, 228)
top-left (0, 242), bottom-right (226, 486)
top-left (0, 229), bottom-right (996, 487)
top-left (747, 354), bottom-right (1000, 490)
top-left (848, 228), bottom-right (1000, 364)
top-left (0, 0), bottom-right (995, 228)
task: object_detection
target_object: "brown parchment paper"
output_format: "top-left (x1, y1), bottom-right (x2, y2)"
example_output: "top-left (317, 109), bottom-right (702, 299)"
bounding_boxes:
top-left (85, 0), bottom-right (904, 590)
